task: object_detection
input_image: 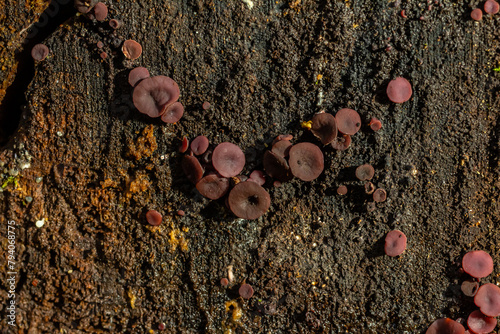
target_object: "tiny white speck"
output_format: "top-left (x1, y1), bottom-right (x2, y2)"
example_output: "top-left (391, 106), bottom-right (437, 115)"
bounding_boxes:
top-left (35, 218), bottom-right (45, 228)
top-left (56, 131), bottom-right (63, 137)
top-left (242, 0), bottom-right (254, 9)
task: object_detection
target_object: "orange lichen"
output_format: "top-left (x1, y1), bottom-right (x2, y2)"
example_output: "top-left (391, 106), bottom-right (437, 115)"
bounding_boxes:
top-left (126, 125), bottom-right (157, 160)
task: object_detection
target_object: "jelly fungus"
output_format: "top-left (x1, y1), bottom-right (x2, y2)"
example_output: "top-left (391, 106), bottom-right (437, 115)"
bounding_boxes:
top-left (220, 278), bottom-right (229, 287)
top-left (337, 185), bottom-right (348, 195)
top-left (109, 19), bottom-right (122, 29)
top-left (146, 209), bottom-right (162, 226)
top-left (128, 67), bottom-right (150, 87)
top-left (93, 2), bottom-right (108, 21)
top-left (133, 76), bottom-right (180, 118)
top-left (369, 117), bottom-right (382, 131)
top-left (248, 170), bottom-right (266, 186)
top-left (384, 230), bottom-right (407, 257)
top-left (462, 250), bottom-right (493, 278)
top-left (331, 134), bottom-right (351, 151)
top-left (202, 101), bottom-right (211, 110)
top-left (484, 0), bottom-right (500, 14)
top-left (191, 136), bottom-right (209, 156)
top-left (386, 77), bottom-right (412, 103)
top-left (212, 142), bottom-right (245, 178)
top-left (179, 137), bottom-right (189, 153)
top-left (474, 283), bottom-right (500, 317)
top-left (263, 150), bottom-right (292, 182)
top-left (239, 283), bottom-right (254, 299)
top-left (161, 102), bottom-right (184, 124)
top-left (355, 164), bottom-right (375, 181)
top-left (461, 280), bottom-right (479, 297)
top-left (471, 8), bottom-right (483, 20)
top-left (364, 182), bottom-right (375, 194)
top-left (425, 318), bottom-right (465, 334)
top-left (228, 181), bottom-right (271, 220)
top-left (195, 175), bottom-right (230, 200)
top-left (467, 310), bottom-right (497, 334)
top-left (182, 155), bottom-right (204, 184)
top-left (122, 39), bottom-right (143, 60)
top-left (74, 0), bottom-right (97, 13)
top-left (373, 188), bottom-right (387, 202)
top-left (31, 44), bottom-right (49, 61)
top-left (335, 108), bottom-right (361, 135)
top-left (271, 140), bottom-right (292, 158)
top-left (288, 142), bottom-right (324, 181)
top-left (310, 113), bottom-right (338, 145)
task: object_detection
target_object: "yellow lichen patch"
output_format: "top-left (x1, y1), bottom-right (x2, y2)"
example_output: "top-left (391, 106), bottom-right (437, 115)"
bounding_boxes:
top-left (168, 227), bottom-right (188, 252)
top-left (125, 172), bottom-right (151, 199)
top-left (301, 120), bottom-right (312, 130)
top-left (101, 178), bottom-right (119, 189)
top-left (126, 125), bottom-right (157, 160)
top-left (225, 300), bottom-right (243, 322)
top-left (127, 289), bottom-right (137, 309)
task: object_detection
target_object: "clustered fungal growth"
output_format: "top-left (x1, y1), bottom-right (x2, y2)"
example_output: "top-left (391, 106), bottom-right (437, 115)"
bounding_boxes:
top-left (471, 0), bottom-right (499, 21)
top-left (425, 318), bottom-right (465, 334)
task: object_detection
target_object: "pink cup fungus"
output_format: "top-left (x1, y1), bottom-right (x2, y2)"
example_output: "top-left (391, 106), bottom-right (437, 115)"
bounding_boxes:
top-left (425, 318), bottom-right (465, 334)
top-left (228, 181), bottom-right (271, 220)
top-left (179, 137), bottom-right (189, 153)
top-left (471, 8), bottom-right (483, 20)
top-left (373, 188), bottom-right (387, 202)
top-left (133, 76), bottom-right (180, 118)
top-left (288, 142), bottom-right (324, 181)
top-left (96, 41), bottom-right (104, 49)
top-left (122, 39), bottom-right (143, 60)
top-left (220, 278), bottom-right (229, 287)
top-left (384, 230), bottom-right (407, 257)
top-left (271, 140), bottom-right (292, 158)
top-left (386, 77), bottom-right (412, 103)
top-left (109, 19), bottom-right (122, 29)
top-left (474, 283), bottom-right (500, 317)
top-left (335, 108), bottom-right (361, 135)
top-left (248, 170), bottom-right (266, 186)
top-left (355, 164), bottom-right (375, 181)
top-left (100, 52), bottom-right (107, 59)
top-left (74, 0), bottom-right (97, 13)
top-left (263, 150), bottom-right (292, 182)
top-left (202, 101), bottom-right (211, 110)
top-left (191, 136), bottom-right (209, 155)
top-left (331, 134), bottom-right (351, 151)
top-left (212, 142), bottom-right (245, 178)
top-left (462, 250), bottom-right (493, 278)
top-left (146, 209), bottom-right (162, 226)
top-left (182, 155), bottom-right (204, 184)
top-left (461, 280), bottom-right (479, 297)
top-left (239, 283), bottom-right (254, 299)
top-left (31, 44), bottom-right (49, 61)
top-left (337, 185), bottom-right (348, 195)
top-left (467, 310), bottom-right (497, 334)
top-left (368, 117), bottom-right (382, 131)
top-left (93, 2), bottom-right (108, 21)
top-left (195, 175), bottom-right (230, 200)
top-left (177, 210), bottom-right (185, 216)
top-left (161, 102), bottom-right (184, 124)
top-left (485, 0), bottom-right (500, 14)
top-left (310, 112), bottom-right (338, 145)
top-left (273, 134), bottom-right (293, 144)
top-left (128, 67), bottom-right (150, 87)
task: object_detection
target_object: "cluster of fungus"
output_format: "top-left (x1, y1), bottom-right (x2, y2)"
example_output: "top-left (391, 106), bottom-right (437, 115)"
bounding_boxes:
top-left (471, 0), bottom-right (500, 21)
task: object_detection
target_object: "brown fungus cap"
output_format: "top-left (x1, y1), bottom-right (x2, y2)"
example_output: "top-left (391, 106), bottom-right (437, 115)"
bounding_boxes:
top-left (146, 209), bottom-right (162, 226)
top-left (128, 67), bottom-right (150, 87)
top-left (161, 102), bottom-right (184, 124)
top-left (485, 0), bottom-right (500, 14)
top-left (311, 112), bottom-right (338, 145)
top-left (239, 283), bottom-right (254, 299)
top-left (228, 181), bottom-right (271, 220)
top-left (133, 76), bottom-right (180, 118)
top-left (461, 280), bottom-right (479, 297)
top-left (373, 188), bottom-right (387, 202)
top-left (212, 142), bottom-right (245, 178)
top-left (335, 108), bottom-right (361, 135)
top-left (331, 134), bottom-right (351, 151)
top-left (271, 140), bottom-right (292, 158)
top-left (196, 175), bottom-right (230, 200)
top-left (425, 318), bottom-right (465, 334)
top-left (355, 164), bottom-right (375, 181)
top-left (191, 136), bottom-right (209, 156)
top-left (122, 39), bottom-right (143, 60)
top-left (288, 142), bottom-right (324, 181)
top-left (109, 19), bottom-right (122, 29)
top-left (462, 250), bottom-right (493, 278)
top-left (93, 2), bottom-right (108, 21)
top-left (337, 185), bottom-right (348, 195)
top-left (386, 77), bottom-right (412, 103)
top-left (263, 150), bottom-right (292, 182)
top-left (74, 0), bottom-right (98, 13)
top-left (31, 44), bottom-right (49, 61)
top-left (471, 8), bottom-right (483, 20)
top-left (369, 117), bottom-right (382, 131)
top-left (182, 155), bottom-right (203, 184)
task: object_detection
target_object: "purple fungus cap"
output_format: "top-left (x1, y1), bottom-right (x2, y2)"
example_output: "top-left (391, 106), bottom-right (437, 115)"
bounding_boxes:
top-left (373, 188), bottom-right (387, 202)
top-left (355, 164), bottom-right (375, 181)
top-left (212, 142), bottom-right (245, 178)
top-left (122, 39), bottom-right (143, 60)
top-left (179, 137), bottom-right (189, 153)
top-left (311, 112), bottom-right (338, 145)
top-left (271, 140), bottom-right (292, 158)
top-left (485, 0), bottom-right (500, 14)
top-left (161, 102), bottom-right (184, 124)
top-left (182, 155), bottom-right (204, 184)
top-left (74, 0), bottom-right (98, 13)
top-left (195, 174), bottom-right (230, 200)
top-left (133, 76), bottom-right (180, 118)
top-left (31, 44), bottom-right (49, 61)
top-left (425, 318), bottom-right (465, 334)
top-left (128, 67), bottom-right (150, 87)
top-left (248, 170), bottom-right (266, 186)
top-left (386, 77), bottom-right (412, 103)
top-left (471, 8), bottom-right (483, 20)
top-left (335, 108), bottom-right (361, 135)
top-left (331, 134), bottom-right (351, 151)
top-left (384, 230), bottom-right (407, 257)
top-left (228, 181), bottom-right (271, 220)
top-left (475, 283), bottom-right (500, 317)
top-left (109, 19), bottom-right (122, 29)
top-left (288, 142), bottom-right (324, 181)
top-left (462, 250), bottom-right (494, 278)
top-left (239, 283), bottom-right (254, 299)
top-left (467, 310), bottom-right (497, 334)
top-left (263, 150), bottom-right (292, 182)
top-left (93, 2), bottom-right (108, 21)
top-left (146, 209), bottom-right (162, 226)
top-left (191, 136), bottom-right (209, 156)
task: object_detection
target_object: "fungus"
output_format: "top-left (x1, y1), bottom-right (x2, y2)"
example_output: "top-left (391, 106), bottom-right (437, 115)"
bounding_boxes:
top-left (161, 102), bottom-right (184, 123)
top-left (288, 143), bottom-right (324, 181)
top-left (100, 52), bottom-right (107, 59)
top-left (386, 77), bottom-right (412, 103)
top-left (355, 164), bottom-right (375, 181)
top-left (109, 19), bottom-right (122, 29)
top-left (271, 140), bottom-right (292, 158)
top-left (248, 170), bottom-right (266, 186)
top-left (373, 188), bottom-right (387, 202)
top-left (337, 185), bottom-right (347, 195)
top-left (366, 202), bottom-right (376, 213)
top-left (191, 136), bottom-right (209, 156)
top-left (467, 310), bottom-right (497, 334)
top-left (122, 39), bottom-right (143, 60)
top-left (221, 278), bottom-right (229, 287)
top-left (202, 101), bottom-right (210, 110)
top-left (212, 142), bottom-right (245, 178)
top-left (474, 283), bottom-right (500, 317)
top-left (484, 0), bottom-right (500, 14)
top-left (179, 137), bottom-right (189, 153)
top-left (146, 209), bottom-right (162, 226)
top-left (74, 0), bottom-right (97, 13)
top-left (368, 117), bottom-right (382, 131)
top-left (310, 113), bottom-right (338, 145)
top-left (263, 150), bottom-right (292, 182)
top-left (93, 2), bottom-right (108, 21)
top-left (335, 108), bottom-right (361, 135)
top-left (128, 67), bottom-right (150, 87)
top-left (273, 134), bottom-right (293, 143)
top-left (462, 250), bottom-right (493, 278)
top-left (96, 41), bottom-right (104, 48)
top-left (177, 210), bottom-right (185, 216)
top-left (158, 322), bottom-right (166, 331)
top-left (461, 280), bottom-right (479, 297)
top-left (239, 283), bottom-right (254, 299)
top-left (31, 44), bottom-right (49, 61)
top-left (471, 8), bottom-right (483, 20)
top-left (228, 181), bottom-right (270, 220)
top-left (425, 318), bottom-right (465, 334)
top-left (331, 134), bottom-right (351, 151)
top-left (195, 174), bottom-right (230, 200)
top-left (133, 76), bottom-right (180, 118)
top-left (182, 155), bottom-right (204, 184)
top-left (365, 182), bottom-right (375, 194)
top-left (384, 230), bottom-right (407, 257)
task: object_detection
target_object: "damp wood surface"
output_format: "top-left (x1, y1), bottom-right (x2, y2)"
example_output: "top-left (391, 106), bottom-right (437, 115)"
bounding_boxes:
top-left (0, 0), bottom-right (499, 333)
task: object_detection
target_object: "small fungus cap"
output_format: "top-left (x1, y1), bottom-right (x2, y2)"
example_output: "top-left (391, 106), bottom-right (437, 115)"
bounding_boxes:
top-left (271, 140), bottom-right (292, 158)
top-left (331, 134), bottom-right (351, 151)
top-left (182, 155), bottom-right (204, 184)
top-left (128, 67), bottom-right (150, 87)
top-left (461, 280), bottom-right (479, 297)
top-left (335, 108), bottom-right (361, 135)
top-left (122, 39), bottom-right (143, 60)
top-left (288, 142), bottom-right (324, 181)
top-left (369, 118), bottom-right (382, 131)
top-left (191, 136), bottom-right (209, 156)
top-left (228, 181), bottom-right (271, 220)
top-left (248, 170), bottom-right (266, 186)
top-left (93, 2), bottom-right (108, 21)
top-left (263, 150), bottom-right (292, 182)
top-left (373, 188), bottom-right (387, 202)
top-left (74, 0), bottom-right (98, 13)
top-left (109, 19), bottom-right (122, 29)
top-left (467, 310), bottom-right (497, 334)
top-left (474, 283), bottom-right (500, 317)
top-left (146, 209), bottom-right (162, 226)
top-left (31, 44), bottom-right (49, 61)
top-left (196, 174), bottom-right (230, 200)
top-left (133, 76), bottom-right (180, 118)
top-left (471, 8), bottom-right (483, 20)
top-left (311, 112), bottom-right (338, 145)
top-left (462, 250), bottom-right (493, 278)
top-left (161, 102), bottom-right (184, 124)
top-left (425, 318), bottom-right (465, 334)
top-left (337, 185), bottom-right (348, 195)
top-left (212, 142), bottom-right (245, 178)
top-left (384, 230), bottom-right (407, 257)
top-left (387, 77), bottom-right (412, 103)
top-left (239, 283), bottom-right (254, 299)
top-left (355, 164), bottom-right (375, 181)
top-left (485, 0), bottom-right (500, 14)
